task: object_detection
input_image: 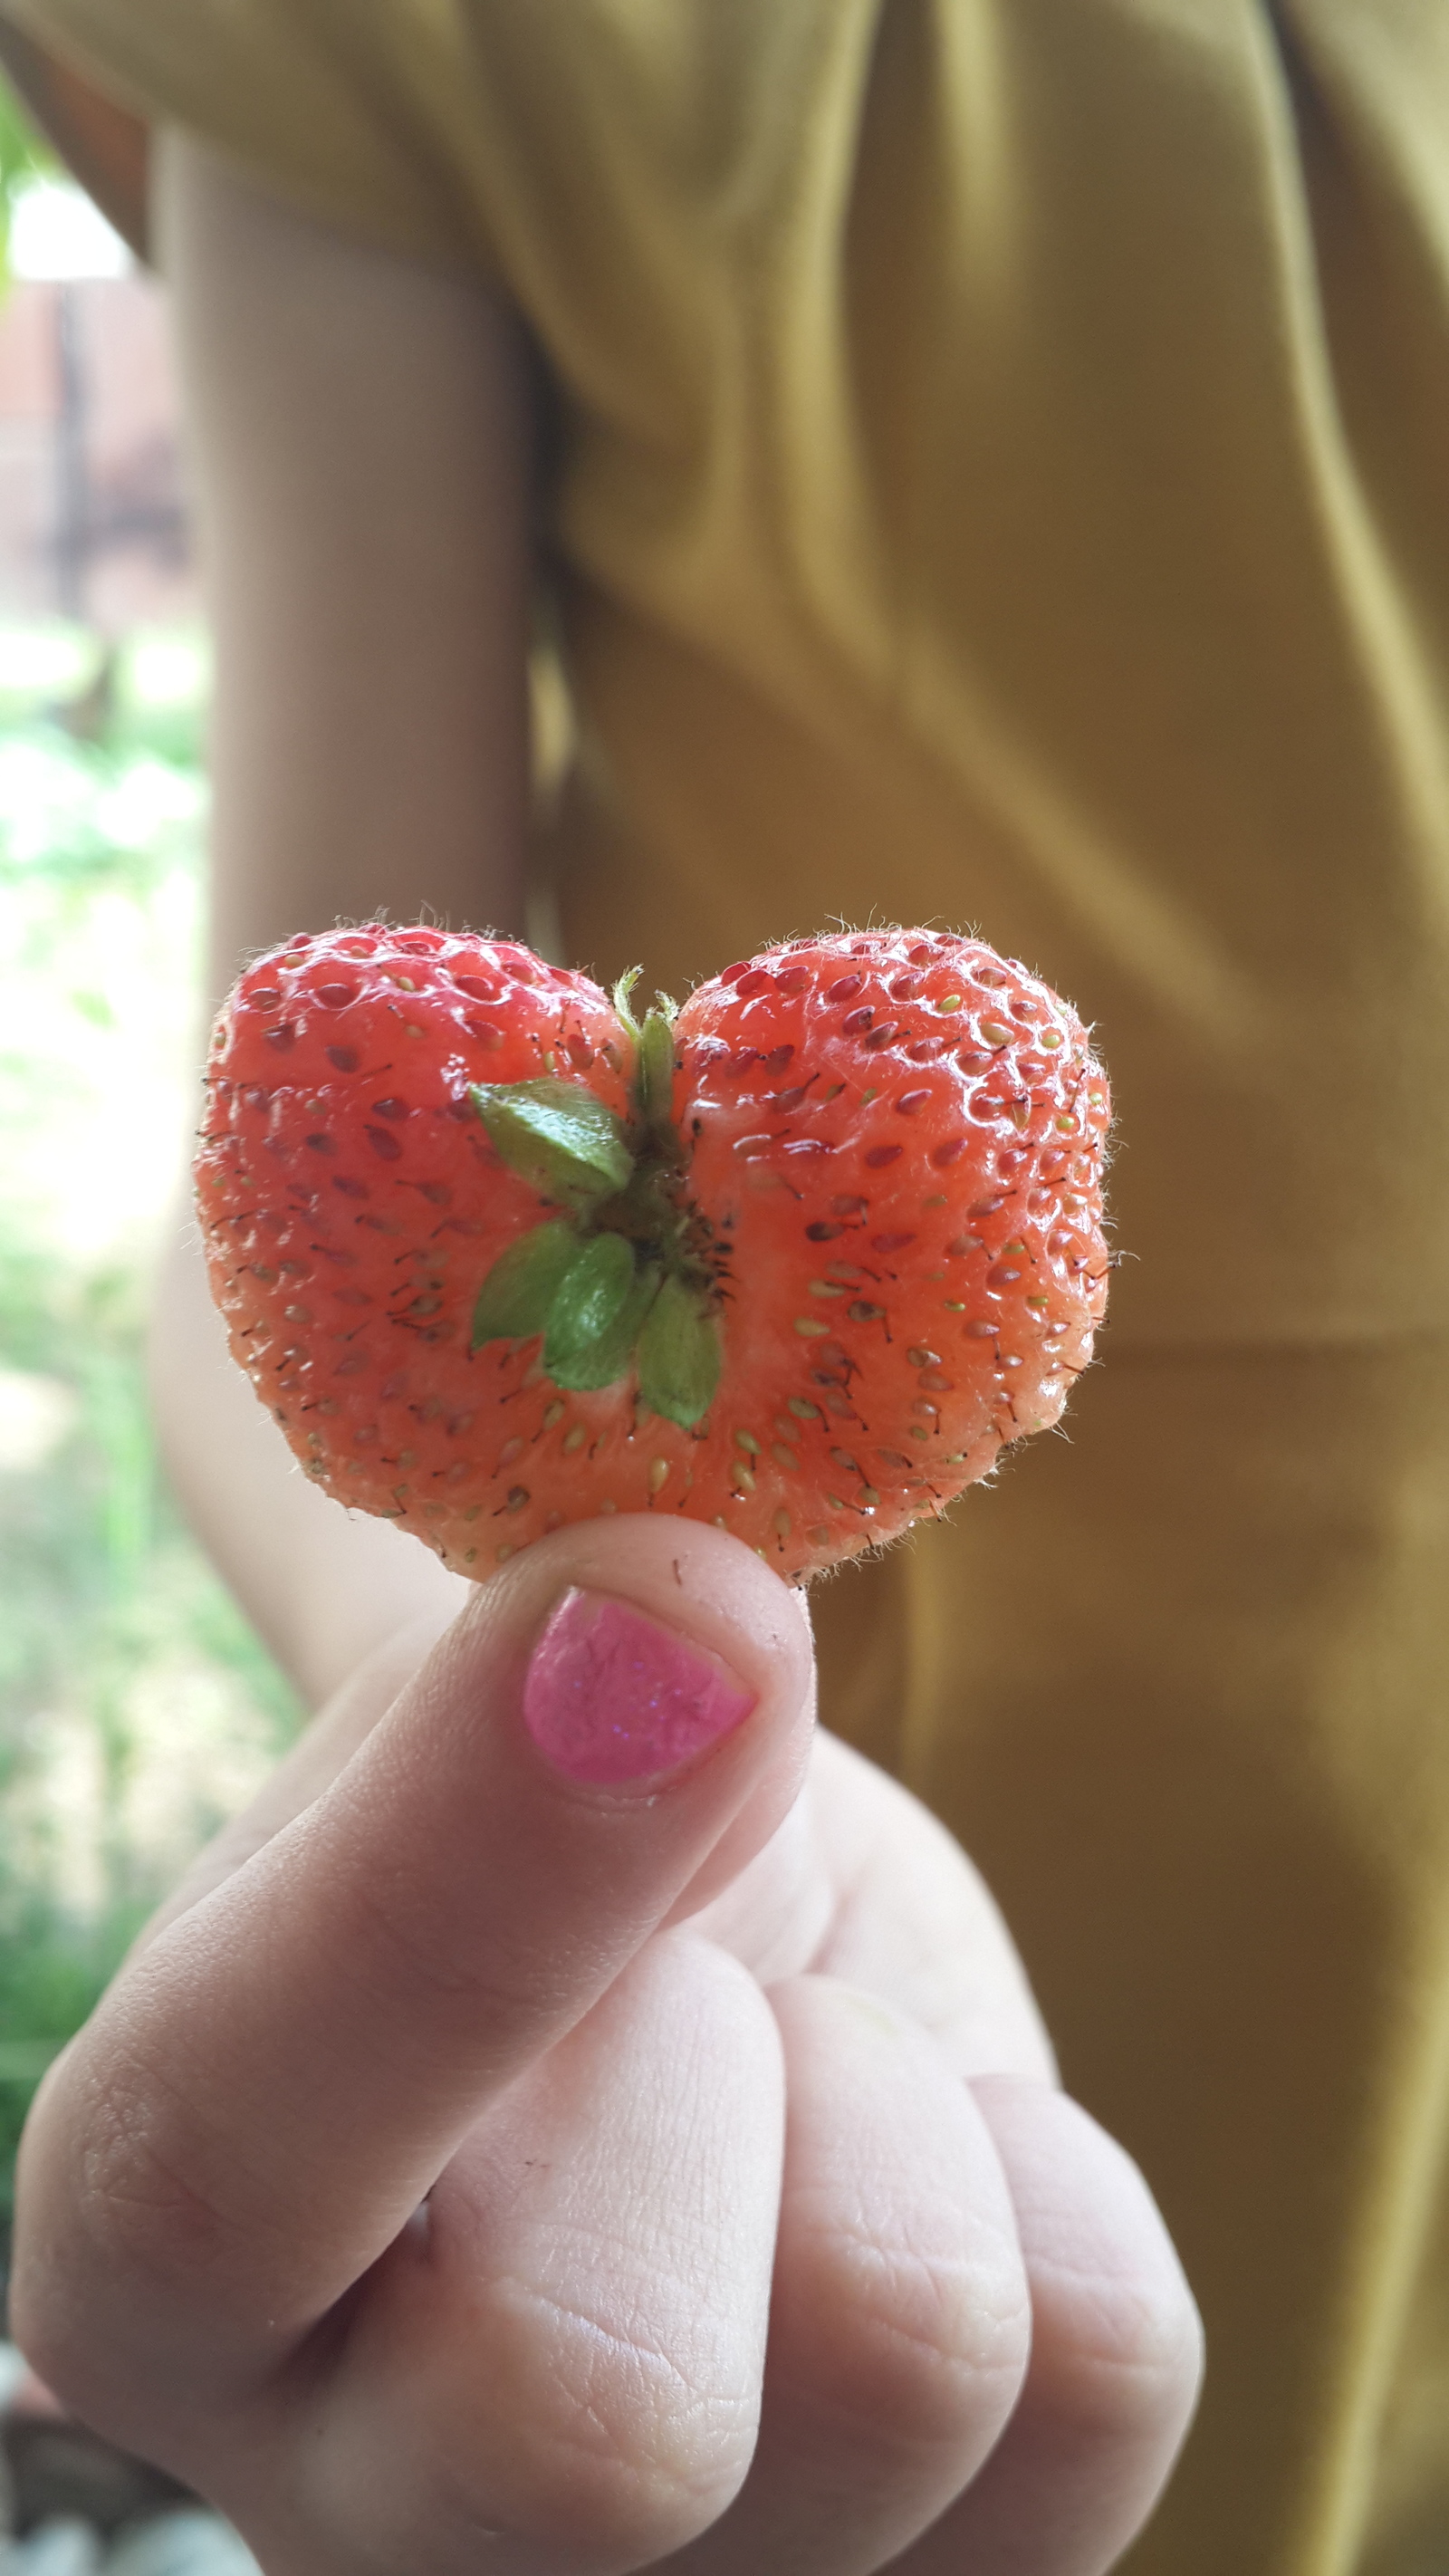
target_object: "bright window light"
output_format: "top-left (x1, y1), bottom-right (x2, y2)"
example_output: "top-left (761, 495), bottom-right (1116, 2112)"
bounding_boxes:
top-left (9, 178), bottom-right (131, 281)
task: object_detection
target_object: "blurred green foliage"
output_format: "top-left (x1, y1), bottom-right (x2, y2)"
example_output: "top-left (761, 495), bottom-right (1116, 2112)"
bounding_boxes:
top-left (0, 71), bottom-right (296, 2274)
top-left (0, 633), bottom-right (302, 2239)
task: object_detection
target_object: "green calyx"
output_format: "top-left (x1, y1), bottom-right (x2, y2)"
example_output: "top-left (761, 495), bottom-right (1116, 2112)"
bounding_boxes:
top-left (468, 1078), bottom-right (633, 1211)
top-left (469, 985), bottom-right (722, 1427)
top-left (546, 1236), bottom-right (663, 1391)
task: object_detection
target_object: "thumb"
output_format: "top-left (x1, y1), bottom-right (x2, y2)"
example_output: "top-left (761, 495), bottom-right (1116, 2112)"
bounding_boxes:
top-left (15, 1520), bottom-right (812, 2408)
top-left (403, 1509), bottom-right (817, 1931)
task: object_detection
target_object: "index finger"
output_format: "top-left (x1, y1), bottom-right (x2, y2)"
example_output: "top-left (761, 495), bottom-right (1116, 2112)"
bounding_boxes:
top-left (13, 1519), bottom-right (812, 2437)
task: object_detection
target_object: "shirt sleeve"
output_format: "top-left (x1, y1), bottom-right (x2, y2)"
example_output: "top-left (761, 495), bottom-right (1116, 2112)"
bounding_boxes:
top-left (0, 0), bottom-right (485, 264)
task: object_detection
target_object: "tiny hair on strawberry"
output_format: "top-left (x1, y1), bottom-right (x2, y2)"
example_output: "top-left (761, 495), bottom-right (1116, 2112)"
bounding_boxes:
top-left (195, 924), bottom-right (1112, 1582)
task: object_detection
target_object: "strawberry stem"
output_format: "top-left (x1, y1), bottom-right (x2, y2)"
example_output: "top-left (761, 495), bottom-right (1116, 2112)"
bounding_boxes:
top-left (611, 966), bottom-right (644, 1040)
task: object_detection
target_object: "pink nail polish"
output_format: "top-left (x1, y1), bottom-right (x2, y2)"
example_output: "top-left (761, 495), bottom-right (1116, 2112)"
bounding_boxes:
top-left (523, 1590), bottom-right (756, 1784)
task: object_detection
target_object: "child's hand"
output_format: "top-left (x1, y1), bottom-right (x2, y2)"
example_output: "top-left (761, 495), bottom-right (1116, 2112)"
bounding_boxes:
top-left (12, 1522), bottom-right (1200, 2574)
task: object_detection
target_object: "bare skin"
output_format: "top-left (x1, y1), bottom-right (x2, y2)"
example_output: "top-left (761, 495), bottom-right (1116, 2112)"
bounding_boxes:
top-left (12, 139), bottom-right (1203, 2572)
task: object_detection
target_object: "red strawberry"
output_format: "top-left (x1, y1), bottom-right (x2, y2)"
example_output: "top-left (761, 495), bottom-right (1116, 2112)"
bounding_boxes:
top-left (196, 922), bottom-right (1110, 1582)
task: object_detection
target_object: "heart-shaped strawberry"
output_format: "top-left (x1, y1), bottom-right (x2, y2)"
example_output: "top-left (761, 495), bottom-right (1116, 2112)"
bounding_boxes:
top-left (197, 923), bottom-right (1110, 1581)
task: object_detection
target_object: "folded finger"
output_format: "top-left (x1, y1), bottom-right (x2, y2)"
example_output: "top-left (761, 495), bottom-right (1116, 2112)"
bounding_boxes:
top-left (14, 1519), bottom-right (812, 2440)
top-left (662, 1975), bottom-right (1032, 2574)
top-left (276, 1933), bottom-right (785, 2576)
top-left (895, 2077), bottom-right (1204, 2573)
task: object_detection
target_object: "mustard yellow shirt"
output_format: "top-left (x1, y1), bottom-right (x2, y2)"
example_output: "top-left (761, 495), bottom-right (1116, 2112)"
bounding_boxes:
top-left (10, 5), bottom-right (1449, 2567)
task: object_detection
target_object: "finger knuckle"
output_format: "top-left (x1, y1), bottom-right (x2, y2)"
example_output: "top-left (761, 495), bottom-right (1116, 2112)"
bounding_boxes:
top-left (73, 2064), bottom-right (245, 2297)
top-left (8, 2062), bottom-right (242, 2443)
top-left (792, 2215), bottom-right (1031, 2455)
top-left (1032, 2243), bottom-right (1204, 2447)
top-left (466, 2281), bottom-right (757, 2562)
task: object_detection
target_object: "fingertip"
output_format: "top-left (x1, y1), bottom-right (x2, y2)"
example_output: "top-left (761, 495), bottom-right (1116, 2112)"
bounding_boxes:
top-left (447, 1514), bottom-right (814, 1735)
top-left (517, 1587), bottom-right (755, 1782)
top-left (433, 1517), bottom-right (817, 1909)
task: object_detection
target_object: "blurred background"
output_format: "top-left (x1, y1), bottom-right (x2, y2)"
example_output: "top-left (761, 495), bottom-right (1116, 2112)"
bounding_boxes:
top-left (0, 76), bottom-right (301, 2293)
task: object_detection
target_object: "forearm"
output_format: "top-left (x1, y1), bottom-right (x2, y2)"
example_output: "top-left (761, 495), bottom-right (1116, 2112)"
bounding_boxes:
top-left (150, 137), bottom-right (533, 1691)
top-left (157, 133), bottom-right (533, 999)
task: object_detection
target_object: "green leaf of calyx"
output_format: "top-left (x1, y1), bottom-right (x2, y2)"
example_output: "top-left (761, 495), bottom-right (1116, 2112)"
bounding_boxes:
top-left (472, 1080), bottom-right (633, 1212)
top-left (471, 1219), bottom-right (582, 1349)
top-left (544, 1234), bottom-right (662, 1390)
top-left (636, 1274), bottom-right (722, 1427)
